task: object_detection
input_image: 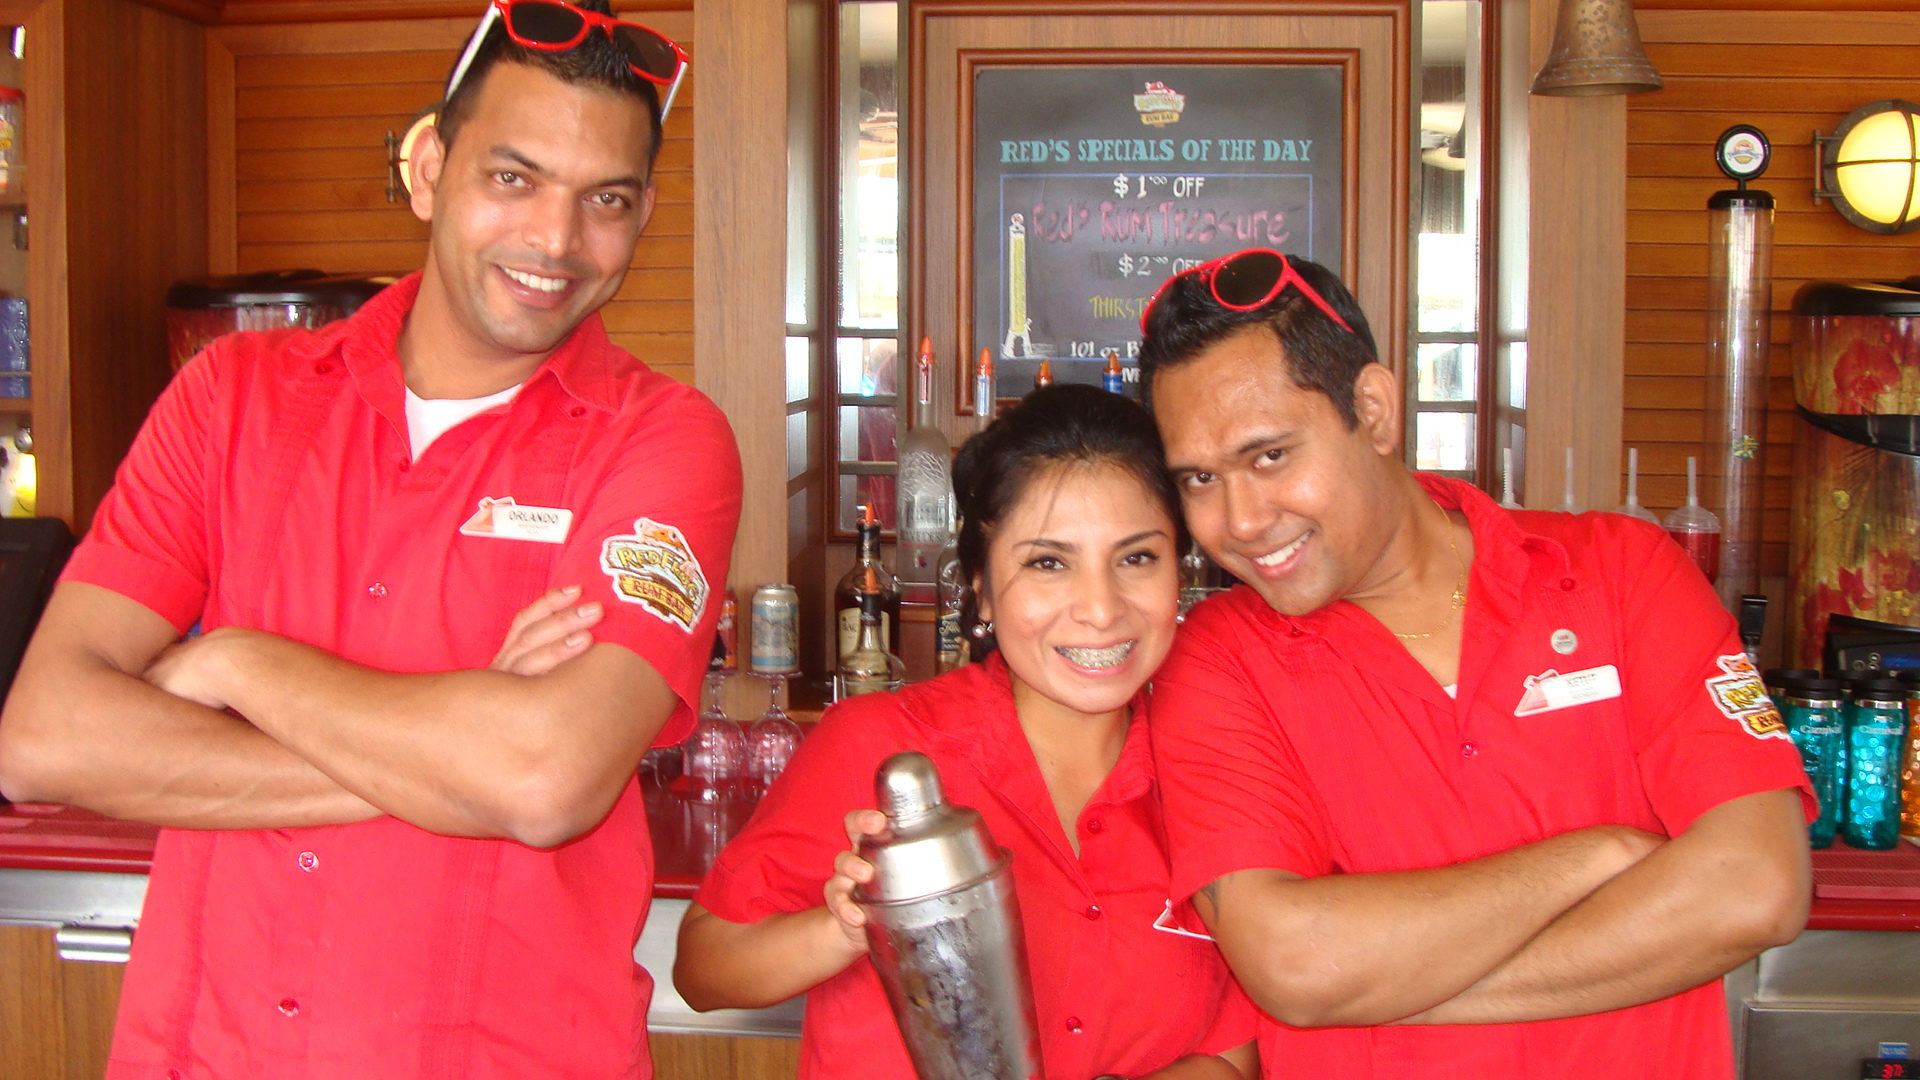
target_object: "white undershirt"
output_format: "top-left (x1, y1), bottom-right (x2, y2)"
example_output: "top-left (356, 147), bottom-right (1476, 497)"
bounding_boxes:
top-left (1442, 683), bottom-right (1458, 698)
top-left (404, 383), bottom-right (521, 459)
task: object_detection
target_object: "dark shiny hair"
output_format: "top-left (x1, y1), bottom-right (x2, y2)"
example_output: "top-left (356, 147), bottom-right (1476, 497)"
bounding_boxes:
top-left (1138, 255), bottom-right (1377, 428)
top-left (951, 383), bottom-right (1184, 654)
top-left (437, 0), bottom-right (663, 170)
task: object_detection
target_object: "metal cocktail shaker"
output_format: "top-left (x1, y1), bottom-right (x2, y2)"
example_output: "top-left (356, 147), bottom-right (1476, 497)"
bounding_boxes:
top-left (856, 752), bottom-right (1042, 1080)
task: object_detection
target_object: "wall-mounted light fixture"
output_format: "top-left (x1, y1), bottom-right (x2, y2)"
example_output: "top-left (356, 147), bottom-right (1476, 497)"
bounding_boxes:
top-left (386, 105), bottom-right (441, 204)
top-left (1813, 99), bottom-right (1920, 236)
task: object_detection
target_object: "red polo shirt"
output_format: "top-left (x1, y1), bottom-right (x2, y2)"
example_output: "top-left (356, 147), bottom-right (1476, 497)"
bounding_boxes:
top-left (696, 655), bottom-right (1253, 1080)
top-left (1150, 474), bottom-right (1812, 1080)
top-left (63, 273), bottom-right (741, 1080)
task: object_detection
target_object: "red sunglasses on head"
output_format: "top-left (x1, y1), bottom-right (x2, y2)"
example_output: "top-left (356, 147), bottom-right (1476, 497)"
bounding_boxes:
top-left (446, 0), bottom-right (690, 120)
top-left (1139, 248), bottom-right (1356, 336)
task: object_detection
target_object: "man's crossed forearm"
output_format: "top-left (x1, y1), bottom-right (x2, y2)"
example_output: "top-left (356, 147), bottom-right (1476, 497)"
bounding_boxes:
top-left (1199, 789), bottom-right (1807, 1028)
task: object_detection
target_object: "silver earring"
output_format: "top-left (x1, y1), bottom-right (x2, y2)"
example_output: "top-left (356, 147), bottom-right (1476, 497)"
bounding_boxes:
top-left (970, 621), bottom-right (992, 638)
top-left (1176, 611), bottom-right (1186, 624)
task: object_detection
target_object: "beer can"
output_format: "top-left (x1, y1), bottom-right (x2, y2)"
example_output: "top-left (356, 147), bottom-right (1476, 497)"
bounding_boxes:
top-left (750, 584), bottom-right (801, 675)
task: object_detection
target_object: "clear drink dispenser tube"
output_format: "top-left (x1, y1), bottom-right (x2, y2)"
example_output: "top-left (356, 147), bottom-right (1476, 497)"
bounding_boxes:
top-left (1704, 187), bottom-right (1774, 609)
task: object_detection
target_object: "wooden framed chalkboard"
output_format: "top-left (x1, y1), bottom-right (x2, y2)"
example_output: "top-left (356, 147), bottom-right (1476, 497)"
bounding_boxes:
top-left (972, 65), bottom-right (1344, 401)
top-left (907, 1), bottom-right (1409, 433)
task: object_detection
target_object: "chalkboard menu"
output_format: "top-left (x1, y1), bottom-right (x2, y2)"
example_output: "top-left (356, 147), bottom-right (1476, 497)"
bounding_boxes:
top-left (972, 65), bottom-right (1344, 400)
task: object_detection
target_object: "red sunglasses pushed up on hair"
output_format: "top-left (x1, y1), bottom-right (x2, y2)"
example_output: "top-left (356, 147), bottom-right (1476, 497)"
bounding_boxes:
top-left (446, 0), bottom-right (690, 121)
top-left (1139, 248), bottom-right (1355, 336)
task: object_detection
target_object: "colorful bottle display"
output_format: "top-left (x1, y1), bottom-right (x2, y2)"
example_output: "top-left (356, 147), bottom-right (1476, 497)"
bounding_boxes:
top-left (1032, 358), bottom-right (1053, 391)
top-left (896, 337), bottom-right (955, 589)
top-left (1663, 456), bottom-right (1722, 583)
top-left (1781, 675), bottom-right (1846, 849)
top-left (684, 638), bottom-right (747, 800)
top-left (974, 348), bottom-right (996, 431)
top-left (1102, 352), bottom-right (1124, 395)
top-left (834, 503), bottom-right (902, 663)
top-left (1842, 677), bottom-right (1908, 850)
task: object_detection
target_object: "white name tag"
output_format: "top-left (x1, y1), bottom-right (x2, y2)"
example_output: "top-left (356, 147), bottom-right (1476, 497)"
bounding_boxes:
top-left (459, 497), bottom-right (573, 544)
top-left (1515, 664), bottom-right (1622, 717)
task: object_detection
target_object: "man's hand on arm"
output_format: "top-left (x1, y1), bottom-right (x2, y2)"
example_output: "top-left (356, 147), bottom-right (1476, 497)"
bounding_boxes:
top-left (1195, 823), bottom-right (1663, 1028)
top-left (1405, 787), bottom-right (1809, 1025)
top-left (148, 603), bottom-right (675, 849)
top-left (0, 582), bottom-right (382, 829)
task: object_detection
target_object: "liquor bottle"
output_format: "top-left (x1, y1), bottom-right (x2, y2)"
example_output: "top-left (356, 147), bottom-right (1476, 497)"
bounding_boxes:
top-left (835, 502), bottom-right (902, 662)
top-left (935, 533), bottom-right (967, 674)
top-left (897, 336), bottom-right (955, 589)
top-left (841, 567), bottom-right (905, 697)
top-left (1102, 352), bottom-right (1124, 394)
top-left (975, 348), bottom-right (996, 431)
top-left (1033, 358), bottom-right (1053, 391)
top-left (1613, 447), bottom-right (1660, 524)
top-left (1662, 456), bottom-right (1722, 582)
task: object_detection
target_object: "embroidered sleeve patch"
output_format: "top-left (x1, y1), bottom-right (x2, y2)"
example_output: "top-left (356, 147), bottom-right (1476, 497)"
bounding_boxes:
top-left (600, 517), bottom-right (710, 632)
top-left (1705, 653), bottom-right (1787, 740)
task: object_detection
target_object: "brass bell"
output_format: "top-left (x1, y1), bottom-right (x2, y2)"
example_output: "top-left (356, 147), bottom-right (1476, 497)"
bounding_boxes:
top-left (1531, 0), bottom-right (1664, 97)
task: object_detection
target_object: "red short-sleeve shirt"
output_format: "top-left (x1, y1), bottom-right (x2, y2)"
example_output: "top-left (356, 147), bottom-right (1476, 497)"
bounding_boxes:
top-left (65, 274), bottom-right (742, 1080)
top-left (696, 655), bottom-right (1254, 1080)
top-left (1150, 474), bottom-right (1813, 1080)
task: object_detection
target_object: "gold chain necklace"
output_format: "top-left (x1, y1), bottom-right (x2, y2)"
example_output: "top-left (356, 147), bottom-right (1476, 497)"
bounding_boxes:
top-left (1392, 500), bottom-right (1468, 641)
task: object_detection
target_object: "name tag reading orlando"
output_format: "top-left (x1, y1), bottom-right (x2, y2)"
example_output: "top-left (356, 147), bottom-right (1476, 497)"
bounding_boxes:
top-left (459, 496), bottom-right (573, 544)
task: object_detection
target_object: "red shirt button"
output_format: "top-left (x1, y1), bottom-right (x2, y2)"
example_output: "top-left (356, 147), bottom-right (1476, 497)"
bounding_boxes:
top-left (397, 459), bottom-right (411, 472)
top-left (277, 997), bottom-right (300, 1017)
top-left (570, 406), bottom-right (587, 418)
top-left (313, 363), bottom-right (332, 375)
top-left (1084, 904), bottom-right (1102, 920)
top-left (1065, 1016), bottom-right (1083, 1034)
top-left (1461, 742), bottom-right (1478, 758)
top-left (1085, 819), bottom-right (1104, 835)
top-left (367, 583), bottom-right (387, 599)
top-left (1288, 627), bottom-right (1305, 638)
top-left (297, 851), bottom-right (319, 872)
top-left (1560, 577), bottom-right (1576, 591)
top-left (167, 1072), bottom-right (182, 1080)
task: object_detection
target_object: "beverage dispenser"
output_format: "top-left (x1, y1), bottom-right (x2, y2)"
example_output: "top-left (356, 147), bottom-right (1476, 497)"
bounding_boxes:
top-left (1785, 278), bottom-right (1920, 667)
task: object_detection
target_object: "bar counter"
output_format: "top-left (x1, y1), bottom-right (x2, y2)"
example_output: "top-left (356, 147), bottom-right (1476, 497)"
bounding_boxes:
top-left (5, 799), bottom-right (1918, 1065)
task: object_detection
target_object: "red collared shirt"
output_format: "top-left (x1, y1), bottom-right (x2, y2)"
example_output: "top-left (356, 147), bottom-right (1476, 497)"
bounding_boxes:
top-left (64, 273), bottom-right (741, 1080)
top-left (1150, 474), bottom-right (1812, 1080)
top-left (696, 655), bottom-right (1254, 1080)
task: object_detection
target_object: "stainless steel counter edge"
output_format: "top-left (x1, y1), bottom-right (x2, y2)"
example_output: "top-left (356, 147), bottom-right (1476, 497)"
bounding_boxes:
top-left (0, 870), bottom-right (803, 1040)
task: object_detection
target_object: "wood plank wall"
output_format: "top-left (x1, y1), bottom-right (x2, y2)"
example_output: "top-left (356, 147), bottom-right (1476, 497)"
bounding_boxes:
top-left (1626, 7), bottom-right (1920, 576)
top-left (209, 4), bottom-right (695, 384)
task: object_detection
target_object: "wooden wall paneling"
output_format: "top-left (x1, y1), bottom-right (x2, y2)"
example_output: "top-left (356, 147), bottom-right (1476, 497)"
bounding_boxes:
top-left (60, 0), bottom-right (209, 533)
top-left (649, 1031), bottom-right (800, 1080)
top-left (1519, 0), bottom-right (1626, 510)
top-left (695, 0), bottom-right (788, 590)
top-left (0, 925), bottom-right (127, 1080)
top-left (210, 8), bottom-right (696, 385)
top-left (206, 33), bottom-right (238, 273)
top-left (907, 1), bottom-right (1409, 459)
top-left (1623, 6), bottom-right (1920, 577)
top-left (21, 0), bottom-right (71, 528)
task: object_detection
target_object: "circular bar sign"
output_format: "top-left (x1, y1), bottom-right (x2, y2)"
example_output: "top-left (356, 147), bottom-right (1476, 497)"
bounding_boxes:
top-left (1715, 124), bottom-right (1771, 182)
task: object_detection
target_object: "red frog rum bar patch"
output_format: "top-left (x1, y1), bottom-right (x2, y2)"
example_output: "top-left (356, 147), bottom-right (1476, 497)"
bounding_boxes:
top-left (1706, 652), bottom-right (1787, 740)
top-left (601, 517), bottom-right (709, 632)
